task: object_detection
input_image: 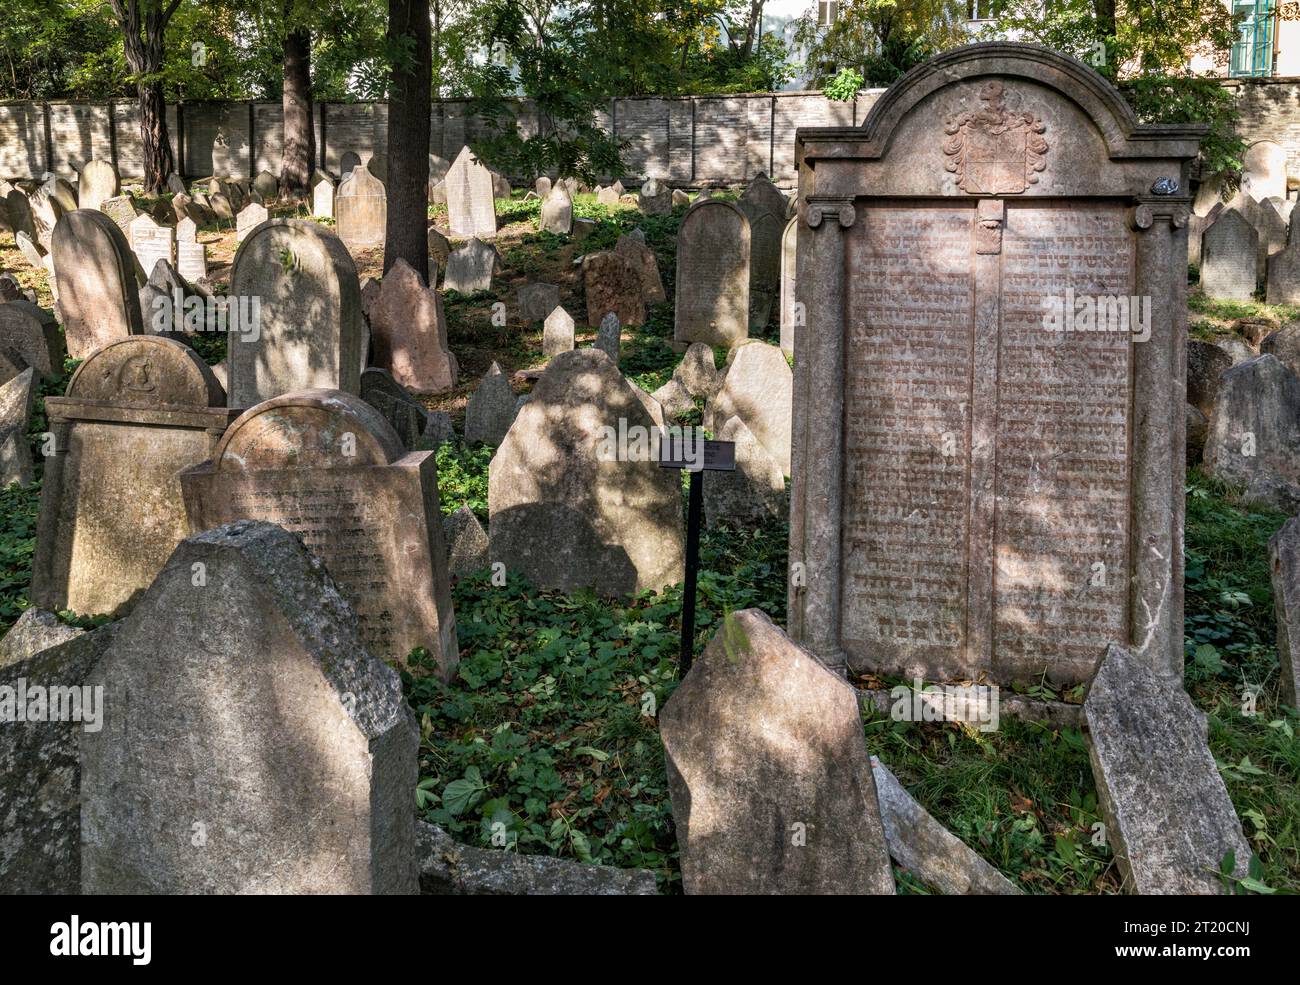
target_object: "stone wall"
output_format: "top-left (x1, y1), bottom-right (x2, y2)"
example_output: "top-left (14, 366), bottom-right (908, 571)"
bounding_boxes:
top-left (1229, 78), bottom-right (1300, 180)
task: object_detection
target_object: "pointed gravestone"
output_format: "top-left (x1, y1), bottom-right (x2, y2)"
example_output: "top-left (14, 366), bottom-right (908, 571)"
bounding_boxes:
top-left (445, 146), bottom-right (497, 238)
top-left (227, 219), bottom-right (364, 406)
top-left (594, 312), bottom-right (620, 365)
top-left (1200, 209), bottom-right (1258, 301)
top-left (51, 209), bottom-right (144, 360)
top-left (235, 200), bottom-right (268, 243)
top-left (128, 212), bottom-right (175, 277)
top-left (80, 520), bottom-right (420, 894)
top-left (0, 299), bottom-right (63, 380)
top-left (597, 186), bottom-right (619, 207)
top-left (443, 237), bottom-right (500, 293)
top-left (1269, 517), bottom-right (1300, 710)
top-left (583, 251), bottom-right (644, 327)
top-left (336, 164), bottom-right (387, 249)
top-left (517, 282), bottom-right (560, 323)
top-left (175, 216), bottom-right (208, 282)
top-left (312, 170), bottom-right (336, 219)
top-left (369, 258), bottom-right (457, 393)
top-left (180, 391), bottom-right (458, 676)
top-left (488, 348), bottom-right (683, 595)
top-left (539, 183), bottom-right (573, 235)
top-left (739, 172), bottom-right (789, 221)
top-left (1084, 642), bottom-right (1250, 894)
top-left (614, 233), bottom-right (666, 303)
top-left (464, 362), bottom-right (516, 445)
top-left (443, 504), bottom-right (490, 576)
top-left (253, 169), bottom-right (279, 202)
top-left (674, 199), bottom-right (749, 347)
top-left (778, 216), bottom-right (799, 356)
top-left (78, 159), bottom-right (119, 213)
top-left (706, 340), bottom-right (793, 475)
top-left (427, 225), bottom-right (451, 272)
top-left (31, 337), bottom-right (236, 617)
top-left (543, 305), bottom-right (575, 357)
top-left (660, 609), bottom-right (895, 895)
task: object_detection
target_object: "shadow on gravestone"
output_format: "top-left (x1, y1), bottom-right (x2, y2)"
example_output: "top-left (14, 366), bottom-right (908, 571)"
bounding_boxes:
top-left (51, 209), bottom-right (144, 360)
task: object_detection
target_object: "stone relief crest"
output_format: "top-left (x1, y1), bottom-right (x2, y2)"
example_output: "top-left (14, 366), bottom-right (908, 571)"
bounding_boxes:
top-left (943, 81), bottom-right (1049, 195)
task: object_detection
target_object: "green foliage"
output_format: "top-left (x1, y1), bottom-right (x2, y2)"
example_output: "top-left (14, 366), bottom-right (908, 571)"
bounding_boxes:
top-left (823, 67), bottom-right (864, 103)
top-left (1122, 74), bottom-right (1245, 183)
top-left (435, 442), bottom-right (493, 522)
top-left (793, 0), bottom-right (966, 88)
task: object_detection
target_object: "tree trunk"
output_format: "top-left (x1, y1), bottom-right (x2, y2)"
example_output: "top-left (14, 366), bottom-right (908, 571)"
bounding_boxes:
top-left (1094, 0), bottom-right (1117, 38)
top-left (383, 0), bottom-right (432, 280)
top-left (281, 23), bottom-right (315, 201)
top-left (137, 78), bottom-right (174, 193)
top-left (113, 0), bottom-right (179, 195)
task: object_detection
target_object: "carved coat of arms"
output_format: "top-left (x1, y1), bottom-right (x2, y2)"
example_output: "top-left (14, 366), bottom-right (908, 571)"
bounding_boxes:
top-left (943, 81), bottom-right (1048, 195)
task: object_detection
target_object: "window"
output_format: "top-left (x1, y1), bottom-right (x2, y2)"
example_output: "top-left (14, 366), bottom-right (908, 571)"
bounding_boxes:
top-left (1231, 0), bottom-right (1276, 77)
top-left (818, 1), bottom-right (839, 27)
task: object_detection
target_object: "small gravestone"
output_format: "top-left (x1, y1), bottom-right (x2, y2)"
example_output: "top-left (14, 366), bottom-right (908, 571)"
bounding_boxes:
top-left (637, 177), bottom-right (671, 215)
top-left (4, 190), bottom-right (35, 241)
top-left (1266, 243), bottom-right (1300, 304)
top-left (100, 194), bottom-right (137, 233)
top-left (703, 415), bottom-right (785, 528)
top-left (675, 342), bottom-right (720, 397)
top-left (0, 299), bottom-right (63, 379)
top-left (443, 237), bottom-right (500, 293)
top-left (128, 212), bottom-right (175, 276)
top-left (1261, 324), bottom-right (1300, 378)
top-left (1187, 340), bottom-right (1233, 418)
top-left (360, 366), bottom-right (429, 449)
top-left (660, 609), bottom-right (895, 895)
top-left (540, 183), bottom-right (572, 234)
top-left (427, 225), bottom-right (450, 271)
top-left (488, 348), bottom-right (684, 595)
top-left (227, 219), bottom-right (365, 406)
top-left (743, 209), bottom-right (782, 329)
top-left (52, 210), bottom-right (144, 360)
top-left (30, 184), bottom-right (64, 248)
top-left (543, 305), bottom-right (575, 357)
top-left (369, 259), bottom-right (457, 393)
top-left (740, 173), bottom-right (788, 218)
top-left (517, 282), bottom-right (560, 323)
top-left (16, 231), bottom-right (44, 269)
top-left (235, 201), bottom-right (268, 243)
top-left (491, 171), bottom-right (511, 200)
top-left (672, 189), bottom-right (690, 208)
top-left (166, 172), bottom-right (187, 196)
top-left (674, 199), bottom-right (749, 347)
top-left (596, 186), bottom-right (619, 207)
top-left (1205, 355), bottom-right (1300, 508)
top-left (594, 312), bottom-right (620, 364)
top-left (340, 150), bottom-right (362, 179)
top-left (80, 520), bottom-right (420, 894)
top-left (424, 409), bottom-right (455, 447)
top-left (610, 180), bottom-right (625, 197)
top-left (78, 159), bottom-right (119, 213)
top-left (253, 169), bottom-right (279, 202)
top-left (534, 176), bottom-right (552, 198)
top-left (0, 367), bottom-right (36, 486)
top-left (312, 170), bottom-right (335, 219)
top-left (210, 192), bottom-right (235, 220)
top-left (1269, 518), bottom-right (1300, 710)
top-left (465, 362), bottom-right (516, 445)
top-left (180, 391), bottom-right (459, 674)
top-left (31, 337), bottom-right (236, 616)
top-left (445, 146), bottom-right (497, 238)
top-left (614, 234), bottom-right (665, 303)
top-left (583, 251), bottom-right (644, 327)
top-left (175, 218), bottom-right (208, 282)
top-left (1199, 208), bottom-right (1258, 302)
top-left (778, 217), bottom-right (799, 356)
top-left (336, 164), bottom-right (387, 249)
top-left (706, 341), bottom-right (792, 475)
top-left (1084, 642), bottom-right (1250, 894)
top-left (444, 505), bottom-right (490, 576)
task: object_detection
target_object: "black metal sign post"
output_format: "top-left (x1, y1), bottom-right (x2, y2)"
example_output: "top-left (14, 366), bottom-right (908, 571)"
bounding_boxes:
top-left (658, 433), bottom-right (735, 675)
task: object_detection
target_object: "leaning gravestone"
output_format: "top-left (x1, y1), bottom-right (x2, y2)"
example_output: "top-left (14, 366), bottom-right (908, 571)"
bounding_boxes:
top-left (368, 258), bottom-right (457, 393)
top-left (706, 340), bottom-right (792, 474)
top-left (51, 209), bottom-right (144, 360)
top-left (1084, 642), bottom-right (1250, 894)
top-left (779, 216), bottom-right (799, 356)
top-left (312, 170), bottom-right (336, 219)
top-left (614, 233), bottom-right (666, 303)
top-left (128, 212), bottom-right (175, 277)
top-left (0, 367), bottom-right (36, 486)
top-left (1269, 518), bottom-right (1300, 710)
top-left (360, 366), bottom-right (428, 449)
top-left (788, 46), bottom-right (1198, 683)
top-left (80, 520), bottom-right (420, 894)
top-left (78, 159), bottom-right (118, 213)
top-left (674, 199), bottom-right (750, 347)
top-left (30, 337), bottom-right (237, 616)
top-left (488, 348), bottom-right (684, 595)
top-left (1201, 209), bottom-right (1259, 300)
top-left (180, 390), bottom-right (459, 677)
top-left (443, 237), bottom-right (500, 293)
top-left (235, 201), bottom-right (268, 243)
top-left (660, 609), bottom-right (895, 895)
top-left (227, 219), bottom-right (364, 406)
top-left (4, 189), bottom-right (35, 241)
top-left (540, 183), bottom-right (573, 234)
top-left (0, 299), bottom-right (64, 379)
top-left (445, 146), bottom-right (497, 238)
top-left (336, 164), bottom-right (387, 249)
top-left (583, 251), bottom-right (645, 327)
top-left (100, 194), bottom-right (137, 233)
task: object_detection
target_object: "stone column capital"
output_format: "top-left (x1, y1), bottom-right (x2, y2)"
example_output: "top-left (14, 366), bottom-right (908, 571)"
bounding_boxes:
top-left (805, 198), bottom-right (856, 230)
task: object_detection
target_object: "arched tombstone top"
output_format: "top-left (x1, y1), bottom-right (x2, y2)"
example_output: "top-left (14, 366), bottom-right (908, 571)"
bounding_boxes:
top-left (682, 196), bottom-right (750, 231)
top-left (797, 42), bottom-right (1206, 200)
top-left (1242, 139), bottom-right (1288, 203)
top-left (211, 388), bottom-right (404, 471)
top-left (338, 163), bottom-right (385, 197)
top-left (51, 209), bottom-right (144, 359)
top-left (66, 335), bottom-right (225, 408)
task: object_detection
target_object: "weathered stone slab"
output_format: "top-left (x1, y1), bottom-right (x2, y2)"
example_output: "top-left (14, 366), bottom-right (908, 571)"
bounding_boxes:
top-left (543, 305), bottom-right (575, 357)
top-left (235, 201), bottom-right (268, 243)
top-left (1187, 339), bottom-right (1233, 418)
top-left (128, 212), bottom-right (176, 281)
top-left (703, 415), bottom-right (784, 528)
top-left (596, 186), bottom-right (619, 207)
top-left (674, 199), bottom-right (749, 347)
top-left (1084, 642), bottom-right (1250, 894)
top-left (739, 172), bottom-right (788, 219)
top-left (637, 177), bottom-right (670, 215)
top-left (517, 282), bottom-right (560, 323)
top-left (743, 209), bottom-right (782, 329)
top-left (539, 183), bottom-right (572, 234)
top-left (360, 366), bottom-right (429, 450)
top-left (1261, 323), bottom-right (1300, 379)
top-left (1269, 517), bottom-right (1300, 710)
top-left (0, 367), bottom-right (36, 486)
top-left (369, 258), bottom-right (457, 393)
top-left (1242, 139), bottom-right (1287, 203)
top-left (311, 170), bottom-right (335, 219)
top-left (660, 608), bottom-right (895, 895)
top-left (428, 225), bottom-right (450, 271)
top-left (1266, 243), bottom-right (1300, 304)
top-left (779, 216), bottom-right (799, 356)
top-left (446, 146), bottom-right (497, 238)
top-left (465, 361), bottom-right (516, 445)
top-left (614, 233), bottom-right (666, 303)
top-left (31, 336), bottom-right (235, 617)
top-left (0, 299), bottom-right (63, 380)
top-left (444, 238), bottom-right (500, 293)
top-left (4, 189), bottom-right (35, 241)
top-left (51, 210), bottom-right (144, 360)
top-left (253, 169), bottom-right (279, 202)
top-left (81, 520), bottom-right (420, 894)
top-left (594, 312), bottom-right (620, 365)
top-left (336, 164), bottom-right (387, 249)
top-left (706, 340), bottom-right (791, 474)
top-left (227, 219), bottom-right (364, 406)
top-left (488, 348), bottom-right (683, 594)
top-left (180, 390), bottom-right (458, 675)
top-left (78, 159), bottom-right (118, 213)
top-left (583, 250), bottom-right (644, 327)
top-left (1204, 354), bottom-right (1300, 507)
top-left (443, 504), bottom-right (490, 576)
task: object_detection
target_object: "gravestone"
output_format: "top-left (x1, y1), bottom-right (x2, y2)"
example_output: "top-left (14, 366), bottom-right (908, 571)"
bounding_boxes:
top-left (660, 609), bottom-right (895, 895)
top-left (368, 259), bottom-right (457, 393)
top-left (79, 159), bottom-right (118, 213)
top-left (336, 164), bottom-right (387, 249)
top-left (534, 176), bottom-right (552, 198)
top-left (227, 219), bottom-right (364, 406)
top-left (16, 231), bottom-right (45, 269)
top-left (235, 201), bottom-right (268, 243)
top-left (210, 192), bottom-right (235, 220)
top-left (51, 209), bottom-right (144, 360)
top-left (360, 367), bottom-right (428, 449)
top-left (100, 194), bottom-right (137, 233)
top-left (340, 150), bottom-right (362, 179)
top-left (594, 312), bottom-right (620, 364)
top-left (672, 189), bottom-right (690, 208)
top-left (175, 218), bottom-right (208, 282)
top-left (128, 212), bottom-right (175, 277)
top-left (674, 199), bottom-right (750, 347)
top-left (779, 217), bottom-right (799, 356)
top-left (1187, 202), bottom-right (1222, 268)
top-left (517, 282), bottom-right (560, 323)
top-left (1204, 354), bottom-right (1300, 504)
top-left (614, 234), bottom-right (666, 303)
top-left (444, 505), bottom-right (490, 576)
top-left (488, 348), bottom-right (684, 595)
top-left (428, 225), bottom-right (450, 270)
top-left (540, 183), bottom-right (573, 234)
top-left (0, 367), bottom-right (36, 486)
top-left (706, 340), bottom-right (792, 474)
top-left (0, 299), bottom-right (63, 379)
top-left (583, 251), bottom-right (645, 327)
top-left (30, 336), bottom-right (237, 616)
top-left (166, 172), bottom-right (186, 196)
top-left (637, 177), bottom-right (671, 215)
top-left (740, 172), bottom-right (789, 220)
top-left (597, 186), bottom-right (619, 207)
top-left (253, 169), bottom-right (279, 202)
top-left (465, 362), bottom-right (516, 445)
top-left (80, 521), bottom-right (420, 894)
top-left (312, 170), bottom-right (336, 219)
top-left (1269, 518), bottom-right (1300, 710)
top-left (180, 390), bottom-right (459, 676)
top-left (491, 171), bottom-right (511, 200)
top-left (1266, 243), bottom-right (1300, 304)
top-left (788, 45), bottom-right (1198, 683)
top-left (703, 415), bottom-right (785, 528)
top-left (1241, 139), bottom-right (1287, 203)
top-left (744, 209), bottom-right (782, 329)
top-left (443, 237), bottom-right (500, 293)
top-left (4, 189), bottom-right (35, 241)
top-left (543, 305), bottom-right (575, 357)
top-left (445, 146), bottom-right (497, 238)
top-left (1084, 642), bottom-right (1250, 894)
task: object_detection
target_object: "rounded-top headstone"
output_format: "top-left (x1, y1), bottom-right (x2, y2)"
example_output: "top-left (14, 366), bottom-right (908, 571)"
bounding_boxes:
top-left (335, 164), bottom-right (387, 249)
top-left (66, 335), bottom-right (225, 408)
top-left (51, 209), bottom-right (144, 360)
top-left (213, 388), bottom-right (404, 471)
top-left (673, 198), bottom-right (750, 347)
top-left (78, 160), bottom-right (119, 213)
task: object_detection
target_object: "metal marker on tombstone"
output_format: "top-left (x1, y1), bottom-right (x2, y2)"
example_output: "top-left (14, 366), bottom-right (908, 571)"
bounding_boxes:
top-left (657, 428), bottom-right (735, 674)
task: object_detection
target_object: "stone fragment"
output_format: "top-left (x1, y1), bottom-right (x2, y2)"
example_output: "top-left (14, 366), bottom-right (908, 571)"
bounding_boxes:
top-left (443, 504), bottom-right (490, 576)
top-left (703, 415), bottom-right (785, 528)
top-left (369, 258), bottom-right (457, 393)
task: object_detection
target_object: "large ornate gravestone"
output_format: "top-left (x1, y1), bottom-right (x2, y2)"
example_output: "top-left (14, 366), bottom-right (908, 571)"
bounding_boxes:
top-left (788, 45), bottom-right (1201, 685)
top-left (180, 389), bottom-right (459, 678)
top-left (30, 336), bottom-right (239, 616)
